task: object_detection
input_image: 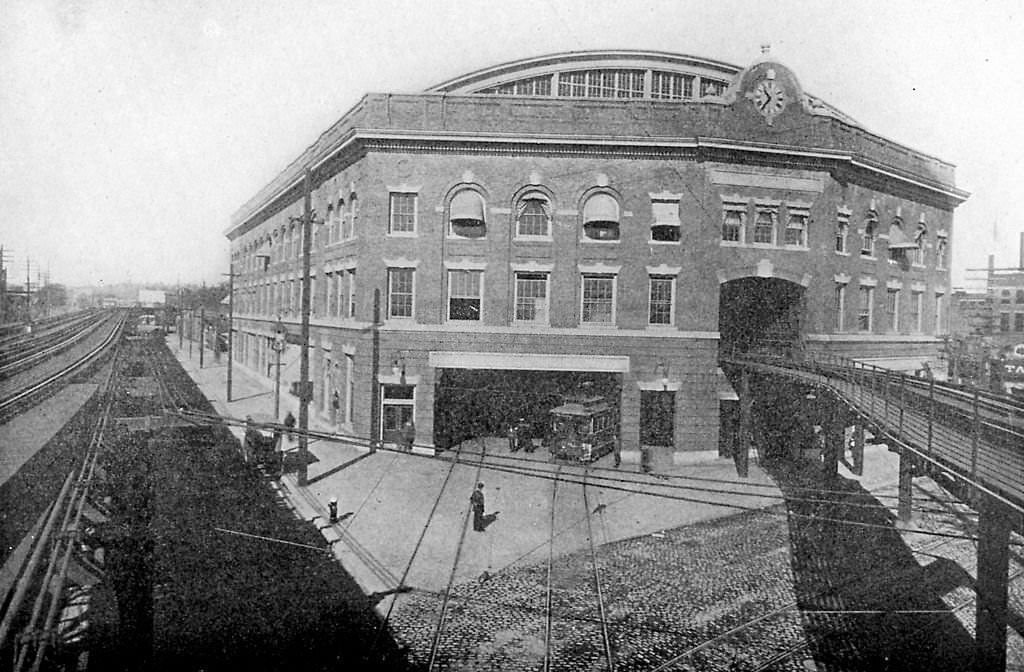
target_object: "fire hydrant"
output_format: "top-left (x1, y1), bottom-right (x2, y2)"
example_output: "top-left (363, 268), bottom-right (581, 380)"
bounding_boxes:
top-left (328, 497), bottom-right (338, 524)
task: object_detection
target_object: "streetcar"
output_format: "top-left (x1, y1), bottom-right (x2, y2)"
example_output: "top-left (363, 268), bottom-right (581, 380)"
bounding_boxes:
top-left (545, 394), bottom-right (619, 463)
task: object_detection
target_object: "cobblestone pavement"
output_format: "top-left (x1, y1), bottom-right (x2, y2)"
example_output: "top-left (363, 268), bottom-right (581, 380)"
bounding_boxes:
top-left (388, 469), bottom-right (1024, 671)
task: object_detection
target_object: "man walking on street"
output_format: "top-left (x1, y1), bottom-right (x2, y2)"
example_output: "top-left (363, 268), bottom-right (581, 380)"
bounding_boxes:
top-left (283, 410), bottom-right (296, 442)
top-left (470, 482), bottom-right (486, 532)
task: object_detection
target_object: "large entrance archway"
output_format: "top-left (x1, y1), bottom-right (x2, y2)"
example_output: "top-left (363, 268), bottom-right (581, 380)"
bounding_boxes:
top-left (719, 276), bottom-right (806, 357)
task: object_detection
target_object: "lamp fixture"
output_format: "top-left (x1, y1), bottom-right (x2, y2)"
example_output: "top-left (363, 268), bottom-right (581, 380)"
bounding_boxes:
top-left (655, 360), bottom-right (670, 390)
top-left (391, 352), bottom-right (407, 384)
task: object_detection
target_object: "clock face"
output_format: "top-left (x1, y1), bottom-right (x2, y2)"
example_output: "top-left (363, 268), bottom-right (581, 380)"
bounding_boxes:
top-left (750, 79), bottom-right (787, 125)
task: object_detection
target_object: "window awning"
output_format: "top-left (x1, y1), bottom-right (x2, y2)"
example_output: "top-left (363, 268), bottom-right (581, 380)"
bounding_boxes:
top-left (583, 193), bottom-right (619, 223)
top-left (887, 223), bottom-right (919, 250)
top-left (450, 191), bottom-right (485, 222)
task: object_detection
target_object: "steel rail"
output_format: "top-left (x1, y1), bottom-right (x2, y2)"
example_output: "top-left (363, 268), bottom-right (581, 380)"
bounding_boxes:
top-left (543, 467), bottom-right (560, 672)
top-left (12, 464), bottom-right (84, 672)
top-left (0, 315), bottom-right (109, 377)
top-left (0, 313), bottom-right (108, 372)
top-left (581, 472), bottom-right (615, 672)
top-left (0, 315), bottom-right (124, 414)
top-left (25, 405), bottom-right (111, 672)
top-left (0, 474), bottom-right (74, 652)
top-left (369, 445), bottom-right (465, 660)
top-left (426, 437), bottom-right (488, 672)
top-left (10, 338), bottom-right (120, 671)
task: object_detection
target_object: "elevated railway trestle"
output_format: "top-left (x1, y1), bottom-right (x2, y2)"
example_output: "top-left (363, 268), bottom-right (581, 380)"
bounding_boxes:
top-left (722, 350), bottom-right (1024, 672)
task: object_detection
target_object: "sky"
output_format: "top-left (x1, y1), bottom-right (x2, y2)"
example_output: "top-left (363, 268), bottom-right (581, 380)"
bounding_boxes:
top-left (1, 0), bottom-right (1022, 289)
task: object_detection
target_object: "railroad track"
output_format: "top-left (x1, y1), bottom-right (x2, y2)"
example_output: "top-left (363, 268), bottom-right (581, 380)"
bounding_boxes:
top-left (0, 311), bottom-right (109, 373)
top-left (0, 314), bottom-right (124, 420)
top-left (0, 335), bottom-right (121, 671)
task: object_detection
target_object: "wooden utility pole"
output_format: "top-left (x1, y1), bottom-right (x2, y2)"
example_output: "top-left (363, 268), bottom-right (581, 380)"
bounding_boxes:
top-left (297, 169), bottom-right (314, 486)
top-left (370, 289), bottom-right (381, 452)
top-left (224, 266), bottom-right (236, 402)
top-left (199, 307), bottom-right (205, 368)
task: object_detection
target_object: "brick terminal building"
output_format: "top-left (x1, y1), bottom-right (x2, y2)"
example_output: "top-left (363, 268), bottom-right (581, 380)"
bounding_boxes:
top-left (225, 50), bottom-right (967, 466)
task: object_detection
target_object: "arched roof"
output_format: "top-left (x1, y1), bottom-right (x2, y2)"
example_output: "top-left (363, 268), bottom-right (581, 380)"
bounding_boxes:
top-left (425, 49), bottom-right (860, 126)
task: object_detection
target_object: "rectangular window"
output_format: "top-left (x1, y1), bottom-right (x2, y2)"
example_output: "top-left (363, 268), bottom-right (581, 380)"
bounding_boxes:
top-left (651, 71), bottom-right (694, 99)
top-left (514, 273), bottom-right (548, 324)
top-left (388, 192), bottom-right (417, 234)
top-left (834, 284), bottom-right (846, 331)
top-left (753, 208), bottom-right (775, 244)
top-left (558, 71), bottom-right (588, 97)
top-left (910, 291), bottom-right (922, 332)
top-left (1000, 313), bottom-right (1011, 331)
top-left (722, 205), bottom-right (745, 243)
top-left (648, 276), bottom-right (675, 325)
top-left (448, 269), bottom-right (482, 321)
top-left (1016, 313), bottom-right (1024, 332)
top-left (387, 268), bottom-right (414, 319)
top-left (886, 288), bottom-right (900, 332)
top-left (858, 286), bottom-right (874, 332)
top-left (835, 216), bottom-right (849, 253)
top-left (346, 269), bottom-right (357, 318)
top-left (935, 293), bottom-right (945, 333)
top-left (581, 275), bottom-right (615, 324)
top-left (785, 208), bottom-right (809, 247)
top-left (334, 272), bottom-right (344, 318)
top-left (650, 199), bottom-right (681, 242)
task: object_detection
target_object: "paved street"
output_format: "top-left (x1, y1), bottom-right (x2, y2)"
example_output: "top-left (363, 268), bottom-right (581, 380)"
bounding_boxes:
top-left (170, 337), bottom-right (1024, 670)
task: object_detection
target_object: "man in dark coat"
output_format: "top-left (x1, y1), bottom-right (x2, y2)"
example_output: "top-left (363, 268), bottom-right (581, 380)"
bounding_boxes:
top-left (470, 482), bottom-right (485, 531)
top-left (283, 410), bottom-right (296, 441)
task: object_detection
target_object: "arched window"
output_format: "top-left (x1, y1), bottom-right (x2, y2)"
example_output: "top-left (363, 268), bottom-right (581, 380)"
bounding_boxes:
top-left (914, 221), bottom-right (928, 266)
top-left (515, 192), bottom-right (551, 237)
top-left (887, 218), bottom-right (917, 267)
top-left (449, 189), bottom-right (486, 238)
top-left (582, 192), bottom-right (620, 241)
top-left (325, 204), bottom-right (334, 245)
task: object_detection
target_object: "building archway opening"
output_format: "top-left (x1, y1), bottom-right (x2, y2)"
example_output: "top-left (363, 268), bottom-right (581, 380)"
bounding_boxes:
top-left (719, 277), bottom-right (806, 358)
top-left (433, 369), bottom-right (621, 452)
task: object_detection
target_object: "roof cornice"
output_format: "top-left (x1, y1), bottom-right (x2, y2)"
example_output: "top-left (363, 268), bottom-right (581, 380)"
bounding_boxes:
top-left (226, 128), bottom-right (968, 238)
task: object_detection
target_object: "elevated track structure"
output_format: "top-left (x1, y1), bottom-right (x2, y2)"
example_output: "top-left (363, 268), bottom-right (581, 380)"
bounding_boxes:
top-left (723, 350), bottom-right (1024, 671)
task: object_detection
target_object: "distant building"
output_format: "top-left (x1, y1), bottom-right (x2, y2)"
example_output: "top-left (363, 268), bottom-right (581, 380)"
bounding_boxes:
top-left (138, 289), bottom-right (166, 308)
top-left (226, 49), bottom-right (967, 461)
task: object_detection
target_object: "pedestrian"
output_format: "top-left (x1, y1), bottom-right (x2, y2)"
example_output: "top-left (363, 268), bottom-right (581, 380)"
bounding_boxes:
top-left (613, 438), bottom-right (621, 468)
top-left (243, 416), bottom-right (258, 464)
top-left (400, 417), bottom-right (415, 452)
top-left (507, 421), bottom-right (519, 453)
top-left (283, 410), bottom-right (296, 442)
top-left (470, 482), bottom-right (485, 532)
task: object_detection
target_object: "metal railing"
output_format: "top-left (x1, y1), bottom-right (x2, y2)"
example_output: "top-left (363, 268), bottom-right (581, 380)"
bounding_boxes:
top-left (722, 349), bottom-right (1024, 514)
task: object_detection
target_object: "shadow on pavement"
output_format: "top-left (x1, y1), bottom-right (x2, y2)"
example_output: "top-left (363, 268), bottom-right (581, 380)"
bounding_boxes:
top-left (764, 458), bottom-right (976, 671)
